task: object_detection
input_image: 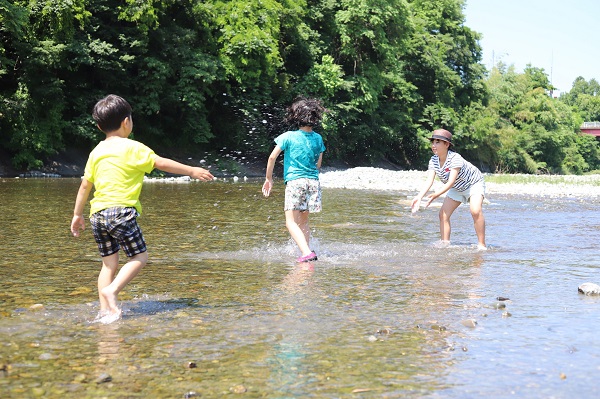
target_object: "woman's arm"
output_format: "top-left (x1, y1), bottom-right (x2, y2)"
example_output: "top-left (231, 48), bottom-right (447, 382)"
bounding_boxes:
top-left (424, 168), bottom-right (459, 207)
top-left (411, 170), bottom-right (436, 211)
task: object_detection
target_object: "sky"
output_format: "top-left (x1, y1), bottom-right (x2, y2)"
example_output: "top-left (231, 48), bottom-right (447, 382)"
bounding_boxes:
top-left (463, 0), bottom-right (599, 96)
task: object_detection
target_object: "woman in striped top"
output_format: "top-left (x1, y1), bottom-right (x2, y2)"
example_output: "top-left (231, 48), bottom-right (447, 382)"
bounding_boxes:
top-left (411, 129), bottom-right (487, 250)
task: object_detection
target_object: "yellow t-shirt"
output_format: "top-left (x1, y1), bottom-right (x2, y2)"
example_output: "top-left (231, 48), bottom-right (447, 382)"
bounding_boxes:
top-left (84, 137), bottom-right (156, 216)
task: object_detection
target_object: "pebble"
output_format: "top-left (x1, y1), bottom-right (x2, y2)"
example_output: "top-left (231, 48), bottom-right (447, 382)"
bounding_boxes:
top-left (578, 282), bottom-right (600, 295)
top-left (230, 384), bottom-right (247, 394)
top-left (461, 319), bottom-right (478, 328)
top-left (95, 373), bottom-right (112, 384)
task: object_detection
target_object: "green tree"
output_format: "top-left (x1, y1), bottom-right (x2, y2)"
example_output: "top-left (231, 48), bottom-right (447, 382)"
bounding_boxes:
top-left (485, 64), bottom-right (596, 174)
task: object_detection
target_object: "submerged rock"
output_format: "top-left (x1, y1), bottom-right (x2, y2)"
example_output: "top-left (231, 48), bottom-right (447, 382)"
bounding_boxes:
top-left (230, 384), bottom-right (247, 394)
top-left (461, 319), bottom-right (477, 328)
top-left (95, 373), bottom-right (112, 384)
top-left (578, 282), bottom-right (600, 295)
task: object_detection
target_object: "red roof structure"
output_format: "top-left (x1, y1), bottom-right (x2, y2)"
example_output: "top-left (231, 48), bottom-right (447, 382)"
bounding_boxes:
top-left (581, 122), bottom-right (600, 136)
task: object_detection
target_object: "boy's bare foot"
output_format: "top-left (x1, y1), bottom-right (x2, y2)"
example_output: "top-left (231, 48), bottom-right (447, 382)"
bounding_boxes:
top-left (92, 308), bottom-right (122, 324)
top-left (477, 244), bottom-right (487, 250)
top-left (93, 310), bottom-right (109, 323)
top-left (98, 308), bottom-right (122, 324)
top-left (100, 286), bottom-right (119, 314)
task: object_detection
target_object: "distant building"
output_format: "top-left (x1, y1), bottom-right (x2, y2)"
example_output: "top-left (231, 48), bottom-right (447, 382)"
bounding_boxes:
top-left (580, 122), bottom-right (600, 136)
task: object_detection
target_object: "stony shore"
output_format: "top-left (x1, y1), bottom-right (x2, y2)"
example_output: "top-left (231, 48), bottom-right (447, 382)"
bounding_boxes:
top-left (145, 167), bottom-right (600, 198)
top-left (319, 167), bottom-right (600, 198)
top-left (3, 148), bottom-right (600, 198)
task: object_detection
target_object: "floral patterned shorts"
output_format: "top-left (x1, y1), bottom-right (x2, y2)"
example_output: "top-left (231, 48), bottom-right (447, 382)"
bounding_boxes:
top-left (284, 178), bottom-right (322, 212)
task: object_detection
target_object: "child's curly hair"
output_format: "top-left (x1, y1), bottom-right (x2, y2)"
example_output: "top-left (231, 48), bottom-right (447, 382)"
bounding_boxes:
top-left (284, 97), bottom-right (326, 128)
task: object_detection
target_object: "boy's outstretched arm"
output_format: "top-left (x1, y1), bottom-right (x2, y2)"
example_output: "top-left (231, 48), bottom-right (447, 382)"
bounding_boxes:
top-left (71, 178), bottom-right (93, 237)
top-left (153, 156), bottom-right (214, 181)
top-left (262, 145), bottom-right (282, 197)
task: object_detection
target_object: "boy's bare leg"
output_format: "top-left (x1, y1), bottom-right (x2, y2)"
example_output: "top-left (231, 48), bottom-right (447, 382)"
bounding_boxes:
top-left (285, 210), bottom-right (312, 256)
top-left (100, 251), bottom-right (148, 314)
top-left (98, 253), bottom-right (119, 313)
top-left (439, 197), bottom-right (461, 243)
top-left (469, 195), bottom-right (486, 248)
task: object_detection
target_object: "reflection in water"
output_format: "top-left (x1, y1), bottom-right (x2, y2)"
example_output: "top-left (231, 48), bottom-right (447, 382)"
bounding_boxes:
top-left (96, 324), bottom-right (121, 363)
top-left (2, 179), bottom-right (600, 398)
top-left (267, 262), bottom-right (316, 396)
top-left (280, 262), bottom-right (315, 293)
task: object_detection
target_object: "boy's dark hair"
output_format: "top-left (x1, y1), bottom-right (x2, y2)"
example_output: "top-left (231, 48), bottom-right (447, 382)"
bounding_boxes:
top-left (92, 94), bottom-right (132, 133)
top-left (285, 97), bottom-right (326, 128)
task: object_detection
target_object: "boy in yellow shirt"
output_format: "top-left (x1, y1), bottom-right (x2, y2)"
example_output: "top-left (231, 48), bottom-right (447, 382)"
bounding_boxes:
top-left (70, 94), bottom-right (214, 324)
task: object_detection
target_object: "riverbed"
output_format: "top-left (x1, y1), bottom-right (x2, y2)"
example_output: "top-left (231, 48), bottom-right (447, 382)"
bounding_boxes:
top-left (1, 170), bottom-right (599, 398)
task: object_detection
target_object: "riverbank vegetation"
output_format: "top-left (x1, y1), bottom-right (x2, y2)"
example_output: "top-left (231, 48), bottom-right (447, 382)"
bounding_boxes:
top-left (1, 0), bottom-right (599, 174)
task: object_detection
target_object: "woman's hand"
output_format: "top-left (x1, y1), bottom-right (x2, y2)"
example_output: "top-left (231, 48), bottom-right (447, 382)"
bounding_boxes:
top-left (411, 197), bottom-right (421, 213)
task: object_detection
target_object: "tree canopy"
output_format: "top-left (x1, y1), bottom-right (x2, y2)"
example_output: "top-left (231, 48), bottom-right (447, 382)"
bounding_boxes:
top-left (0, 0), bottom-right (598, 174)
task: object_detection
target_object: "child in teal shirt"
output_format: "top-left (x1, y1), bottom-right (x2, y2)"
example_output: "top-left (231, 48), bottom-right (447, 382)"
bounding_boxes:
top-left (262, 97), bottom-right (326, 262)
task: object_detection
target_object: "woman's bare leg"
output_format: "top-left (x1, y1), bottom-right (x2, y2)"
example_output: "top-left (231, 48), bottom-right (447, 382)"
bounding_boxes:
top-left (439, 197), bottom-right (461, 243)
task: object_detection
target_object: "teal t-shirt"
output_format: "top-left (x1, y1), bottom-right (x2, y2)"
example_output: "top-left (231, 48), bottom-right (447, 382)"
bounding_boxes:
top-left (274, 129), bottom-right (326, 183)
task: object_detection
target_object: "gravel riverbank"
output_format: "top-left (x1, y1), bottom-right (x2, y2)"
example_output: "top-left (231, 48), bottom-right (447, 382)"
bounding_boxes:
top-left (319, 167), bottom-right (600, 198)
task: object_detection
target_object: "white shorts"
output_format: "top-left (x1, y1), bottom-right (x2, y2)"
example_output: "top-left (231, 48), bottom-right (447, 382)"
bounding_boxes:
top-left (446, 180), bottom-right (486, 204)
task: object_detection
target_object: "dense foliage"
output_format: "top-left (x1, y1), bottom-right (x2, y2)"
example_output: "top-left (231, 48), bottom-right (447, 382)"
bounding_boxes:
top-left (1, 0), bottom-right (598, 173)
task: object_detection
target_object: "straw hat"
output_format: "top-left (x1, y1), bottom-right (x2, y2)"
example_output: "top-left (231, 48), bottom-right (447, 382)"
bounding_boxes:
top-left (428, 129), bottom-right (453, 146)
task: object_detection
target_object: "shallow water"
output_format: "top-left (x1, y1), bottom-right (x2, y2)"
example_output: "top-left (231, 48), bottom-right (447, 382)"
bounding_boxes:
top-left (1, 178), bottom-right (600, 398)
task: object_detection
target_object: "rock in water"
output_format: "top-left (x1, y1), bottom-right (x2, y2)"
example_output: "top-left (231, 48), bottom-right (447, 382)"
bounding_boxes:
top-left (578, 282), bottom-right (600, 295)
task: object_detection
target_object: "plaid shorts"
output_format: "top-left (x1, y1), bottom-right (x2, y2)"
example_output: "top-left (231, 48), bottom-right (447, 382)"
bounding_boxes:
top-left (284, 178), bottom-right (322, 212)
top-left (90, 207), bottom-right (147, 258)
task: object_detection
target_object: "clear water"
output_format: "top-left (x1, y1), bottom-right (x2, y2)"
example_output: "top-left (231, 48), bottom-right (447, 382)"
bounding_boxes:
top-left (1, 178), bottom-right (600, 398)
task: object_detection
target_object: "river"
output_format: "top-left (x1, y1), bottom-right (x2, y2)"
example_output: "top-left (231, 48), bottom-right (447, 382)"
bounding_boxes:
top-left (1, 175), bottom-right (599, 398)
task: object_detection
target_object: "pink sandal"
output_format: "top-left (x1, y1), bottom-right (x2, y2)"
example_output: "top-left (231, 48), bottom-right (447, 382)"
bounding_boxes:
top-left (296, 251), bottom-right (318, 263)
